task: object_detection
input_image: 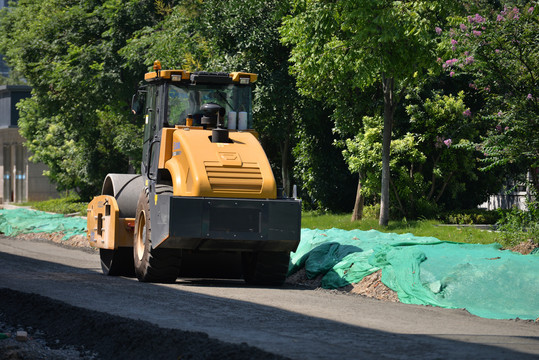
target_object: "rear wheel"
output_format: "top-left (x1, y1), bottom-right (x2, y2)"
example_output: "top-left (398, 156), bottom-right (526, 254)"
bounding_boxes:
top-left (99, 248), bottom-right (135, 277)
top-left (133, 188), bottom-right (180, 283)
top-left (242, 251), bottom-right (291, 286)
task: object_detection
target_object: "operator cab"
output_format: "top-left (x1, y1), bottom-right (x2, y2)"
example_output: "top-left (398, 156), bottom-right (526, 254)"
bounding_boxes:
top-left (135, 61), bottom-right (258, 181)
top-left (167, 77), bottom-right (253, 131)
top-left (136, 61), bottom-right (257, 132)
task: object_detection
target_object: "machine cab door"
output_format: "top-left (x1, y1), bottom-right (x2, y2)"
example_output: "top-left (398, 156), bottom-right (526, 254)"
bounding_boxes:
top-left (142, 85), bottom-right (163, 181)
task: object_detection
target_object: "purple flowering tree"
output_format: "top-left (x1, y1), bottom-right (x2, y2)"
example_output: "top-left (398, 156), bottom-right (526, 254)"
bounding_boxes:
top-left (439, 3), bottom-right (539, 192)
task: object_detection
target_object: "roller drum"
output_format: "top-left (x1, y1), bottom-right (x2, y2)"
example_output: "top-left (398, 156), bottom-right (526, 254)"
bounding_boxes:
top-left (101, 174), bottom-right (144, 218)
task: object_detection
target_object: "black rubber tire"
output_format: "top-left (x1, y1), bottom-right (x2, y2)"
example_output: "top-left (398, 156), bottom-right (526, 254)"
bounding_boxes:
top-left (242, 251), bottom-right (291, 286)
top-left (99, 248), bottom-right (135, 277)
top-left (133, 188), bottom-right (181, 283)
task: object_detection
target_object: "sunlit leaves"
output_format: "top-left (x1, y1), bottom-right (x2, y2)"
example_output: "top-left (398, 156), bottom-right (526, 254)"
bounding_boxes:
top-left (0, 0), bottom-right (160, 197)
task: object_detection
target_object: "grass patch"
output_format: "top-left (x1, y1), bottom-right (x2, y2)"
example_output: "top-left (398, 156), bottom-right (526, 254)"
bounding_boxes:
top-left (19, 193), bottom-right (88, 216)
top-left (302, 211), bottom-right (500, 245)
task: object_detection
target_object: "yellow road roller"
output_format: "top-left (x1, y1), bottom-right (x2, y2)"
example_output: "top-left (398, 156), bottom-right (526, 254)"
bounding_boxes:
top-left (87, 62), bottom-right (301, 285)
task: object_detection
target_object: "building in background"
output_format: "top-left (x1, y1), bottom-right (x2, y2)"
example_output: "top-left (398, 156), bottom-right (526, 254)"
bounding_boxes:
top-left (0, 1), bottom-right (58, 203)
top-left (0, 85), bottom-right (59, 203)
top-left (479, 175), bottom-right (534, 211)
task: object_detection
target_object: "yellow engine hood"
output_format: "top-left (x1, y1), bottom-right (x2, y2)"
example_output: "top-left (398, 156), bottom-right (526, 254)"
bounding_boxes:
top-left (160, 128), bottom-right (277, 199)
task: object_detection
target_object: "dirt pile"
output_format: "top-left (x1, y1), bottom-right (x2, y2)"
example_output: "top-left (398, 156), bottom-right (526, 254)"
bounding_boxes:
top-left (16, 233), bottom-right (92, 251)
top-left (509, 240), bottom-right (538, 255)
top-left (285, 268), bottom-right (399, 302)
top-left (346, 270), bottom-right (400, 302)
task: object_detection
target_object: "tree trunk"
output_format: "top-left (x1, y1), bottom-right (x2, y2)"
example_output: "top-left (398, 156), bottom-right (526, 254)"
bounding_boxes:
top-left (351, 172), bottom-right (365, 221)
top-left (379, 76), bottom-right (394, 226)
top-left (427, 154), bottom-right (441, 201)
top-left (409, 163), bottom-right (415, 218)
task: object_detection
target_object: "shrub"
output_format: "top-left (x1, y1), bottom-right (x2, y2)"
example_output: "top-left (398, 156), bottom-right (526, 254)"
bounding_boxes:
top-left (413, 198), bottom-right (440, 219)
top-left (22, 193), bottom-right (88, 216)
top-left (439, 209), bottom-right (501, 225)
top-left (363, 204), bottom-right (380, 220)
top-left (496, 197), bottom-right (539, 248)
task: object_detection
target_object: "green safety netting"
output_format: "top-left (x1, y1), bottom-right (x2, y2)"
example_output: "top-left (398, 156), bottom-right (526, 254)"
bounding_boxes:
top-left (290, 228), bottom-right (539, 320)
top-left (0, 208), bottom-right (86, 240)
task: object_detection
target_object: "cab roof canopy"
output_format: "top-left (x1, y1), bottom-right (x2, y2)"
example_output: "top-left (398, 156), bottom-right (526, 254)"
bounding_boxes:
top-left (144, 63), bottom-right (257, 85)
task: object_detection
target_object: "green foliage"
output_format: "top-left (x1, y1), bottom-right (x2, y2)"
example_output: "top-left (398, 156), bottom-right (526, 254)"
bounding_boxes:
top-left (280, 0), bottom-right (448, 100)
top-left (404, 90), bottom-right (488, 211)
top-left (402, 69), bottom-right (506, 208)
top-left (341, 90), bottom-right (488, 218)
top-left (1, 0), bottom-right (534, 223)
top-left (0, 72), bottom-right (26, 85)
top-left (21, 193), bottom-right (87, 216)
top-left (281, 0), bottom-right (453, 224)
top-left (120, 1), bottom-right (210, 71)
top-left (496, 195), bottom-right (539, 247)
top-left (294, 110), bottom-right (357, 211)
top-left (439, 209), bottom-right (501, 224)
top-left (0, 0), bottom-right (162, 198)
top-left (342, 115), bottom-right (426, 209)
top-left (362, 204), bottom-right (381, 220)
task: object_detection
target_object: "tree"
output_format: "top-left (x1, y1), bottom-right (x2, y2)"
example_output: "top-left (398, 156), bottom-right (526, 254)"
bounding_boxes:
top-left (405, 90), bottom-right (496, 211)
top-left (281, 0), bottom-right (451, 225)
top-left (440, 3), bottom-right (538, 192)
top-left (0, 0), bottom-right (165, 198)
top-left (294, 104), bottom-right (357, 212)
top-left (120, 1), bottom-right (210, 72)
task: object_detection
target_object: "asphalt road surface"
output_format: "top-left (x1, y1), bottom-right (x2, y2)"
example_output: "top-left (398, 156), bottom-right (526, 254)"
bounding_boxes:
top-left (0, 235), bottom-right (538, 359)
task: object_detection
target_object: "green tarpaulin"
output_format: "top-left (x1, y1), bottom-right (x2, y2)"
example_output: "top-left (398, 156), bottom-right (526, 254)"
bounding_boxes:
top-left (0, 208), bottom-right (86, 240)
top-left (290, 228), bottom-right (539, 320)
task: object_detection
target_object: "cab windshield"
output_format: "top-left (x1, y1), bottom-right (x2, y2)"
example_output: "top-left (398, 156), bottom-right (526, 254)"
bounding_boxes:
top-left (167, 83), bottom-right (253, 129)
